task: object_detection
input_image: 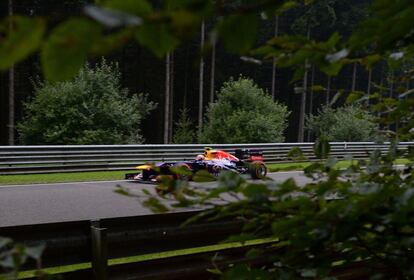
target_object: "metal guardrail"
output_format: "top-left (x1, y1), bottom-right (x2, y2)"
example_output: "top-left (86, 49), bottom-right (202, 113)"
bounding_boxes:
top-left (0, 142), bottom-right (412, 175)
top-left (0, 211), bottom-right (268, 280)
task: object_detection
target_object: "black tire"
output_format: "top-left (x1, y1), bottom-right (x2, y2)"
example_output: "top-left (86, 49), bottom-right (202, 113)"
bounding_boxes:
top-left (249, 162), bottom-right (267, 179)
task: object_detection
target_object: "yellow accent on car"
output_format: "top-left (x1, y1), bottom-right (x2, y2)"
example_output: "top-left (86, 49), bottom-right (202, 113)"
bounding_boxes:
top-left (136, 164), bottom-right (152, 170)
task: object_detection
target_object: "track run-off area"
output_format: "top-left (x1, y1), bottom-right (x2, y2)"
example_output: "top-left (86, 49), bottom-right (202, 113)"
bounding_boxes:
top-left (0, 171), bottom-right (312, 227)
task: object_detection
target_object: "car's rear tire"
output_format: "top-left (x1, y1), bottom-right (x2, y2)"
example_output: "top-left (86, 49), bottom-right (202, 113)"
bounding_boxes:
top-left (249, 162), bottom-right (267, 179)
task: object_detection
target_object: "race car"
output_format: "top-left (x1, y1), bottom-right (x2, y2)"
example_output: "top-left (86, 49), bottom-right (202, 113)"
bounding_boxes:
top-left (125, 148), bottom-right (267, 183)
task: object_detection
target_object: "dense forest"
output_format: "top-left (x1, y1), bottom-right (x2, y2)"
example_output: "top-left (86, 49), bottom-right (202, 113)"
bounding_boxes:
top-left (0, 0), bottom-right (390, 144)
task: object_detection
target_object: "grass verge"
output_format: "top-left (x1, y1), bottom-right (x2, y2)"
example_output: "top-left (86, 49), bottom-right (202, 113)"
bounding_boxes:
top-left (267, 160), bottom-right (359, 172)
top-left (267, 158), bottom-right (411, 173)
top-left (0, 170), bottom-right (135, 185)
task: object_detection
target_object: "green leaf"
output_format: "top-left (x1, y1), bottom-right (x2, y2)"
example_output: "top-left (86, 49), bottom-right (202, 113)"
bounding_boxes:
top-left (0, 16), bottom-right (45, 70)
top-left (206, 268), bottom-right (222, 275)
top-left (143, 197), bottom-right (169, 213)
top-left (223, 264), bottom-right (272, 279)
top-left (287, 147), bottom-right (306, 161)
top-left (142, 188), bottom-right (151, 195)
top-left (135, 23), bottom-right (179, 58)
top-left (291, 67), bottom-right (306, 82)
top-left (242, 184), bottom-right (270, 198)
top-left (218, 172), bottom-right (245, 190)
top-left (91, 29), bottom-right (134, 55)
top-left (319, 61), bottom-right (343, 76)
top-left (325, 157), bottom-right (337, 168)
top-left (0, 237), bottom-right (12, 248)
top-left (361, 54), bottom-right (381, 68)
top-left (346, 91), bottom-right (364, 104)
top-left (245, 248), bottom-right (264, 258)
top-left (314, 137), bottom-right (331, 159)
top-left (41, 18), bottom-right (102, 82)
top-left (170, 165), bottom-right (193, 177)
top-left (102, 0), bottom-right (152, 17)
top-left (325, 33), bottom-right (341, 50)
top-left (218, 14), bottom-right (258, 54)
top-left (325, 48), bottom-right (349, 63)
top-left (276, 1), bottom-right (299, 14)
top-left (226, 233), bottom-right (258, 243)
top-left (171, 10), bottom-right (201, 36)
top-left (114, 186), bottom-right (131, 196)
top-left (193, 170), bottom-right (216, 182)
top-left (311, 85), bottom-right (326, 92)
top-left (301, 268), bottom-right (317, 277)
top-left (329, 90), bottom-right (343, 106)
top-left (164, 0), bottom-right (212, 14)
top-left (25, 244), bottom-right (46, 260)
top-left (0, 255), bottom-right (15, 268)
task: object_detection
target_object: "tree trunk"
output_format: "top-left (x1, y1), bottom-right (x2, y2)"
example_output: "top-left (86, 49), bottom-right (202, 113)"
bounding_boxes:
top-left (351, 62), bottom-right (357, 92)
top-left (378, 63), bottom-right (384, 119)
top-left (271, 15), bottom-right (279, 100)
top-left (8, 0), bottom-right (14, 145)
top-left (210, 39), bottom-right (216, 104)
top-left (388, 70), bottom-right (394, 131)
top-left (168, 51), bottom-right (174, 143)
top-left (183, 46), bottom-right (189, 109)
top-left (367, 68), bottom-right (372, 106)
top-left (198, 21), bottom-right (205, 138)
top-left (326, 75), bottom-right (331, 105)
top-left (367, 68), bottom-right (372, 95)
top-left (163, 53), bottom-right (171, 144)
top-left (298, 25), bottom-right (310, 143)
top-left (307, 65), bottom-right (315, 142)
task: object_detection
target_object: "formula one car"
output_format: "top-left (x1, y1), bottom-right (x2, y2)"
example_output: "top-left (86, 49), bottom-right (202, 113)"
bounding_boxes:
top-left (125, 148), bottom-right (267, 183)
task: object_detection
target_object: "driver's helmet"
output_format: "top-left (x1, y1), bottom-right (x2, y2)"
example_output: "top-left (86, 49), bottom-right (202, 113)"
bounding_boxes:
top-left (204, 147), bottom-right (217, 160)
top-left (195, 154), bottom-right (205, 161)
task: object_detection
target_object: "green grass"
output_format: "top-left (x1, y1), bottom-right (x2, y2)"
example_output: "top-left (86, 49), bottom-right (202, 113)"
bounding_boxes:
top-left (0, 170), bottom-right (135, 185)
top-left (267, 158), bottom-right (411, 172)
top-left (267, 160), bottom-right (358, 172)
top-left (267, 162), bottom-right (312, 172)
top-left (395, 158), bottom-right (410, 165)
top-left (17, 238), bottom-right (277, 279)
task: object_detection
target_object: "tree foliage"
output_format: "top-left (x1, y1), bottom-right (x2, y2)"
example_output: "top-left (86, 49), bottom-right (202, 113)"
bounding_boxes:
top-left (200, 77), bottom-right (290, 143)
top-left (306, 105), bottom-right (380, 141)
top-left (291, 0), bottom-right (337, 35)
top-left (137, 143), bottom-right (414, 279)
top-left (173, 108), bottom-right (196, 144)
top-left (18, 59), bottom-right (156, 144)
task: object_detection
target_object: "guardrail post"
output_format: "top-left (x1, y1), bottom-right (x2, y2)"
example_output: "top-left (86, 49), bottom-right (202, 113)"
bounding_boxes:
top-left (91, 220), bottom-right (108, 280)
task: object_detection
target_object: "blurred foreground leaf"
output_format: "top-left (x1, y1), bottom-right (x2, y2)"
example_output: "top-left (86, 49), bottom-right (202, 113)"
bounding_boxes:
top-left (0, 16), bottom-right (45, 70)
top-left (193, 170), bottom-right (216, 182)
top-left (314, 137), bottom-right (331, 159)
top-left (135, 23), bottom-right (179, 58)
top-left (41, 18), bottom-right (102, 81)
top-left (218, 14), bottom-right (258, 54)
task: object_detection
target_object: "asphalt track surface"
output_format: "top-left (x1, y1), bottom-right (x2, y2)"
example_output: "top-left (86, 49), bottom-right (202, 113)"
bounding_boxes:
top-left (0, 171), bottom-right (312, 227)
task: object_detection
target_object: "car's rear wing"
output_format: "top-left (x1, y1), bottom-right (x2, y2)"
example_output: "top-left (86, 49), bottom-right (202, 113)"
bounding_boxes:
top-left (234, 149), bottom-right (264, 162)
